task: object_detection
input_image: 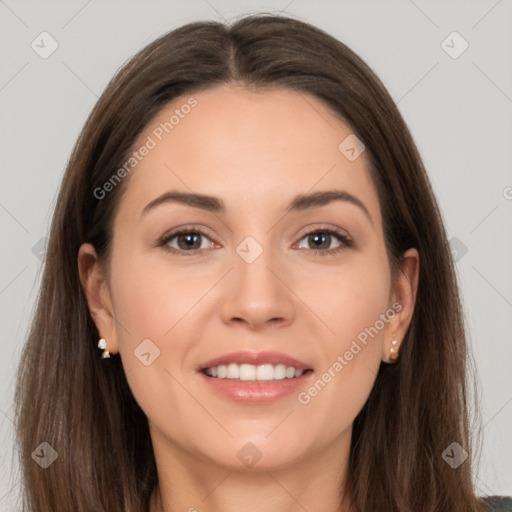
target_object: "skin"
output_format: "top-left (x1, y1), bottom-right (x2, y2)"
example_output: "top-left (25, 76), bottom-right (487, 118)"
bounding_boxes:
top-left (79, 84), bottom-right (419, 512)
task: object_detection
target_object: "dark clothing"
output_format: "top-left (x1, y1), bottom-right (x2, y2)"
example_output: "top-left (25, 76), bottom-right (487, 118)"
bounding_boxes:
top-left (482, 496), bottom-right (512, 511)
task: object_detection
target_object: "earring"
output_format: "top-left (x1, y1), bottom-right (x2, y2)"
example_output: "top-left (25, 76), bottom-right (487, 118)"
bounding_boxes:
top-left (98, 338), bottom-right (110, 358)
top-left (383, 333), bottom-right (399, 364)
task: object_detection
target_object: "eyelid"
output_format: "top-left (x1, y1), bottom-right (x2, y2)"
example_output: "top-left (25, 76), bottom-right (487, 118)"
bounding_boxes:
top-left (295, 223), bottom-right (351, 241)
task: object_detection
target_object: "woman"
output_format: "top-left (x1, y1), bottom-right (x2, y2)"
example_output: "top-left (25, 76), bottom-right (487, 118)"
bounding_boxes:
top-left (14, 13), bottom-right (511, 512)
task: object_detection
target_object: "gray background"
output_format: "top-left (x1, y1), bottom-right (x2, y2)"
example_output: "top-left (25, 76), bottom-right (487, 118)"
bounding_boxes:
top-left (1, 0), bottom-right (511, 508)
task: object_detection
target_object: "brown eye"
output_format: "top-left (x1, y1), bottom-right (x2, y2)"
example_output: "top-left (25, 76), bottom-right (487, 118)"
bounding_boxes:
top-left (175, 232), bottom-right (203, 251)
top-left (296, 228), bottom-right (352, 256)
top-left (158, 229), bottom-right (216, 255)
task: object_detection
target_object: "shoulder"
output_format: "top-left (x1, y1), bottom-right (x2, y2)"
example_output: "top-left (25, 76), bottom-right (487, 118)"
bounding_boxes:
top-left (482, 496), bottom-right (512, 511)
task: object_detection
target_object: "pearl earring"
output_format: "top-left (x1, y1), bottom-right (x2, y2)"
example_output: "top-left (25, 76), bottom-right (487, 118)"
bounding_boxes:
top-left (383, 333), bottom-right (399, 364)
top-left (97, 338), bottom-right (110, 358)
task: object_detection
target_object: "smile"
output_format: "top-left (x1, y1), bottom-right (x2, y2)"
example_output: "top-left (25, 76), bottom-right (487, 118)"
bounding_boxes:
top-left (203, 363), bottom-right (312, 381)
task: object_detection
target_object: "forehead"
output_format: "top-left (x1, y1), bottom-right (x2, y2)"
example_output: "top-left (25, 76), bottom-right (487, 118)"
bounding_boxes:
top-left (117, 84), bottom-right (381, 225)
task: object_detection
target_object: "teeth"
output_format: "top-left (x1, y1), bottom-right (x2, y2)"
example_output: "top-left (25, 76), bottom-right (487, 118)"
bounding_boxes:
top-left (204, 363), bottom-right (306, 381)
top-left (257, 364), bottom-right (273, 380)
top-left (239, 364), bottom-right (255, 380)
top-left (227, 363), bottom-right (239, 379)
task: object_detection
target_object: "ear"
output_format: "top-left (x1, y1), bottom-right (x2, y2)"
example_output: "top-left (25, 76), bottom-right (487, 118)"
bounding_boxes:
top-left (382, 247), bottom-right (420, 362)
top-left (78, 243), bottom-right (119, 355)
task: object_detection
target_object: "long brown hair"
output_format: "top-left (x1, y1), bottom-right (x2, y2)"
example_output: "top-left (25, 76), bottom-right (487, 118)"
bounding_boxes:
top-left (14, 13), bottom-right (490, 511)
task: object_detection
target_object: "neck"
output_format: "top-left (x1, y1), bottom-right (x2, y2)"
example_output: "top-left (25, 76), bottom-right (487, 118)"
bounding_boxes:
top-left (148, 428), bottom-right (353, 512)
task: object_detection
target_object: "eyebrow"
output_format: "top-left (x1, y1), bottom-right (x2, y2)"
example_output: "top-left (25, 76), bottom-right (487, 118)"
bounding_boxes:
top-left (140, 190), bottom-right (373, 225)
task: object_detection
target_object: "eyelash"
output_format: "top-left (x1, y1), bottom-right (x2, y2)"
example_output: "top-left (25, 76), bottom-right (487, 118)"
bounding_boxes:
top-left (156, 225), bottom-right (353, 257)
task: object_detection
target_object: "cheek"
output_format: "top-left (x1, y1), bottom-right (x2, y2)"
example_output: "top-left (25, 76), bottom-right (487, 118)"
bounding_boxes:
top-left (110, 248), bottom-right (202, 340)
top-left (295, 253), bottom-right (390, 416)
top-left (108, 249), bottom-right (213, 397)
top-left (109, 254), bottom-right (197, 424)
top-left (303, 251), bottom-right (391, 342)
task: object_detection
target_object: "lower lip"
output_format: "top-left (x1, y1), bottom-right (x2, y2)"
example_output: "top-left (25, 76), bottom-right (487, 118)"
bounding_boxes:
top-left (198, 370), bottom-right (314, 403)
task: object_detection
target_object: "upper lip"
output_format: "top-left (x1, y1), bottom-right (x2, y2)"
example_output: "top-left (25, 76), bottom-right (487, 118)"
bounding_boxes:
top-left (198, 350), bottom-right (313, 371)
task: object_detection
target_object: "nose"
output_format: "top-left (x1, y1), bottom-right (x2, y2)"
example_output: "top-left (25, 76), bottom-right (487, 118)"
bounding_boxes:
top-left (219, 244), bottom-right (296, 331)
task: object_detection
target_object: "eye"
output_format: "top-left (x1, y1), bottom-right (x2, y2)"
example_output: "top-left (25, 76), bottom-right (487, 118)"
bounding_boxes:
top-left (296, 228), bottom-right (352, 256)
top-left (157, 225), bottom-right (352, 257)
top-left (157, 228), bottom-right (216, 256)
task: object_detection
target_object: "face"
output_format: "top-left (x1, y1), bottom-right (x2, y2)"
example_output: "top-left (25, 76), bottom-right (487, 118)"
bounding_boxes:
top-left (82, 84), bottom-right (416, 473)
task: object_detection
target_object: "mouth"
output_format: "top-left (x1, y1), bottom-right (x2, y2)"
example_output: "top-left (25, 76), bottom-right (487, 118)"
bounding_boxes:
top-left (201, 363), bottom-right (314, 382)
top-left (198, 360), bottom-right (315, 403)
top-left (197, 350), bottom-right (314, 383)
